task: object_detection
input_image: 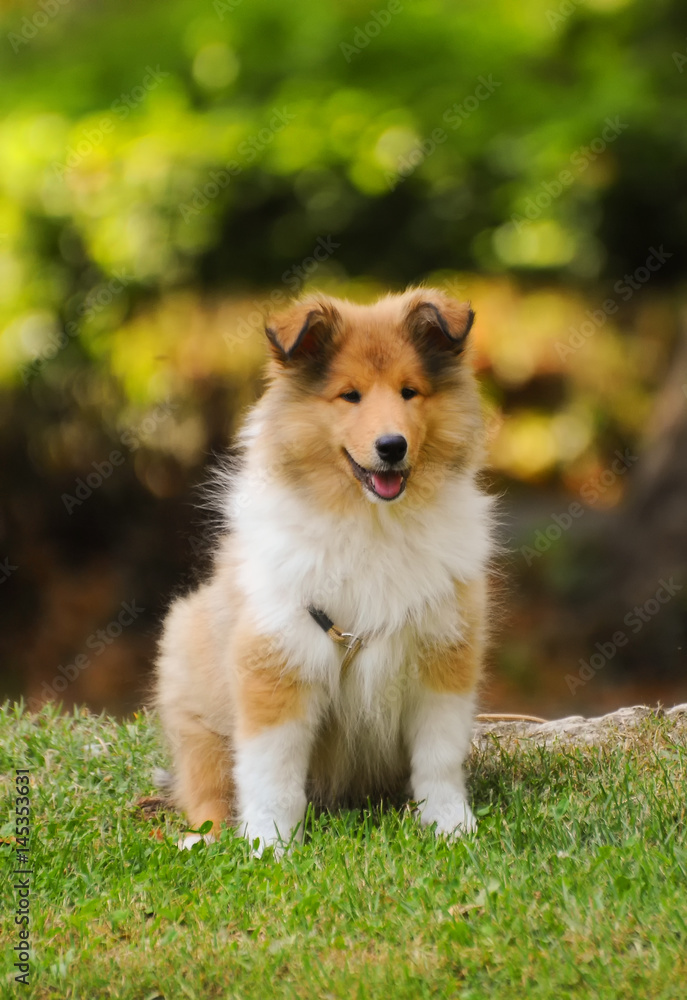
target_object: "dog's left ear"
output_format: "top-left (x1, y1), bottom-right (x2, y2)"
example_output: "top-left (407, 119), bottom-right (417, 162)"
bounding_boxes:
top-left (406, 294), bottom-right (474, 355)
top-left (265, 300), bottom-right (340, 364)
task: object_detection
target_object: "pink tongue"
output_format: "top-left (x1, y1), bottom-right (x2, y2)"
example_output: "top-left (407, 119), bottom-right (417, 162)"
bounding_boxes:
top-left (372, 472), bottom-right (403, 499)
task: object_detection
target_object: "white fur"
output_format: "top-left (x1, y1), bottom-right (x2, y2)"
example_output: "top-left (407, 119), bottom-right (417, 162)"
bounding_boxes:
top-left (234, 718), bottom-right (317, 855)
top-left (178, 831), bottom-right (216, 850)
top-left (165, 389), bottom-right (492, 848)
top-left (405, 688), bottom-right (477, 836)
top-left (225, 463), bottom-right (489, 834)
top-left (228, 431), bottom-right (490, 657)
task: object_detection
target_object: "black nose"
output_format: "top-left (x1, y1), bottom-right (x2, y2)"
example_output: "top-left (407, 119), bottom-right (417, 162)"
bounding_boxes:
top-left (375, 434), bottom-right (407, 464)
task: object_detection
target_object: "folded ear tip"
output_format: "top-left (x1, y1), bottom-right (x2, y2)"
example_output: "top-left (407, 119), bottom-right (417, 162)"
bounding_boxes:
top-left (264, 323), bottom-right (286, 359)
top-left (465, 306), bottom-right (476, 336)
top-left (408, 294), bottom-right (475, 349)
top-left (264, 304), bottom-right (336, 361)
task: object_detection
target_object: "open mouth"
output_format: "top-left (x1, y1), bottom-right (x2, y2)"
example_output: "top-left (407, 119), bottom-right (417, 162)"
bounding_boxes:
top-left (344, 450), bottom-right (409, 501)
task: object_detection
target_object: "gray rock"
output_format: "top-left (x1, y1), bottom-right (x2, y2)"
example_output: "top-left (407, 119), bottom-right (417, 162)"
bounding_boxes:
top-left (472, 703), bottom-right (687, 751)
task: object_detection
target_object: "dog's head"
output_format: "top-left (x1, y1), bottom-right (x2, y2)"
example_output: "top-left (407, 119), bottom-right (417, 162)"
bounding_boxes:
top-left (261, 289), bottom-right (484, 512)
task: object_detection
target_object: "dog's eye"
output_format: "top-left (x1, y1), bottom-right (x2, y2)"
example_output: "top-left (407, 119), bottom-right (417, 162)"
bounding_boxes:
top-left (340, 390), bottom-right (362, 403)
top-left (401, 387), bottom-right (418, 400)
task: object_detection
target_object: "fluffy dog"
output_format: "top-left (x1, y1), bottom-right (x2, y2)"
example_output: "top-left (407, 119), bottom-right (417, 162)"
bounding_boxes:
top-left (155, 288), bottom-right (493, 851)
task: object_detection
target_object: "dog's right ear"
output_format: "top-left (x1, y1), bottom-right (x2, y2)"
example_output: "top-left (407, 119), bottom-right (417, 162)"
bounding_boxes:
top-left (406, 293), bottom-right (475, 356)
top-left (265, 301), bottom-right (340, 364)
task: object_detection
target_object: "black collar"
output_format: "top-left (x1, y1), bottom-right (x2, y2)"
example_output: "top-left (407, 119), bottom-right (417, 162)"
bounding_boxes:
top-left (307, 605), bottom-right (364, 673)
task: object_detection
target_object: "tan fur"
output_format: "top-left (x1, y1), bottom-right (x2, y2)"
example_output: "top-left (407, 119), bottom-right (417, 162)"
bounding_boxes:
top-left (155, 570), bottom-right (242, 830)
top-left (155, 287), bottom-right (490, 836)
top-left (257, 290), bottom-right (484, 518)
top-left (233, 628), bottom-right (306, 739)
top-left (171, 718), bottom-right (233, 832)
top-left (418, 578), bottom-right (487, 695)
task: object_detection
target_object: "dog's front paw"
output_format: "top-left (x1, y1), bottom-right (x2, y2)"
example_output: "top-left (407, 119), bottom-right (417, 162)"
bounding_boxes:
top-left (177, 831), bottom-right (216, 850)
top-left (241, 815), bottom-right (304, 858)
top-left (418, 795), bottom-right (477, 839)
top-left (245, 830), bottom-right (282, 859)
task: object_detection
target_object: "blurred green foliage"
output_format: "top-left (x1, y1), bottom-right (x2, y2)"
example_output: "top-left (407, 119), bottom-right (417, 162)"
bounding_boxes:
top-left (1, 0), bottom-right (687, 391)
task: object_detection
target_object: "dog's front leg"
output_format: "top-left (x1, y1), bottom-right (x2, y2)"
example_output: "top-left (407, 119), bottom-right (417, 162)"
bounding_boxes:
top-left (407, 584), bottom-right (485, 838)
top-left (406, 686), bottom-right (477, 837)
top-left (234, 716), bottom-right (317, 855)
top-left (232, 638), bottom-right (322, 855)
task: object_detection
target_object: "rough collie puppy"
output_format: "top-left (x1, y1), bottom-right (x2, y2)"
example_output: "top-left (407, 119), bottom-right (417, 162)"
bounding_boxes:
top-left (155, 287), bottom-right (493, 852)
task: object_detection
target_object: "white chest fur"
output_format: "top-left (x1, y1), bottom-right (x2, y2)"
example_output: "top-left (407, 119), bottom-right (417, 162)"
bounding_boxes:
top-left (228, 470), bottom-right (492, 701)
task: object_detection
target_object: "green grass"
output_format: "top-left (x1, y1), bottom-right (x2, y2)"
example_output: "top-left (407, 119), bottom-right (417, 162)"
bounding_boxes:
top-left (1, 703), bottom-right (686, 999)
